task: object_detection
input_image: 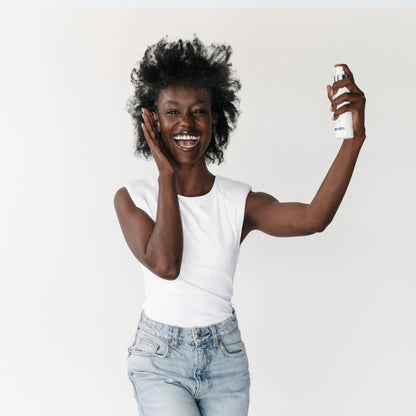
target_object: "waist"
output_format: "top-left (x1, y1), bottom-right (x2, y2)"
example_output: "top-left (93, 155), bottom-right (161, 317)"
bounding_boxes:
top-left (142, 275), bottom-right (234, 327)
top-left (138, 308), bottom-right (239, 344)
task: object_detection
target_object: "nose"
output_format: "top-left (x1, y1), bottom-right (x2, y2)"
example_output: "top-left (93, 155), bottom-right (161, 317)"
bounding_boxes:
top-left (178, 111), bottom-right (195, 127)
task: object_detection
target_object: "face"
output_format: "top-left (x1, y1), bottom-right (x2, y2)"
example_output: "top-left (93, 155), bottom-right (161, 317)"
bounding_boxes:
top-left (154, 85), bottom-right (217, 166)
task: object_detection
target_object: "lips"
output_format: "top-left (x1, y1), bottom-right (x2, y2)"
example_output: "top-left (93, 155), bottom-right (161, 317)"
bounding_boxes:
top-left (172, 133), bottom-right (201, 151)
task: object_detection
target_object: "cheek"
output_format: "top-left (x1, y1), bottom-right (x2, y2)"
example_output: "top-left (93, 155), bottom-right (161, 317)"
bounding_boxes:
top-left (199, 119), bottom-right (212, 132)
top-left (159, 120), bottom-right (171, 136)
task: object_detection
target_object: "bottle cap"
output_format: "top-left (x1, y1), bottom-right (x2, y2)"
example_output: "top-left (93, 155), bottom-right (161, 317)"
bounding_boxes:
top-left (334, 66), bottom-right (347, 82)
top-left (335, 66), bottom-right (345, 76)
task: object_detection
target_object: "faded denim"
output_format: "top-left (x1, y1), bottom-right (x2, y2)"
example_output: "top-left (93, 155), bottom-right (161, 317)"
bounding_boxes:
top-left (127, 309), bottom-right (250, 415)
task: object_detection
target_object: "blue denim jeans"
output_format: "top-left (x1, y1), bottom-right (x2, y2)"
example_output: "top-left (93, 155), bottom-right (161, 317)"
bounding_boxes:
top-left (127, 309), bottom-right (250, 415)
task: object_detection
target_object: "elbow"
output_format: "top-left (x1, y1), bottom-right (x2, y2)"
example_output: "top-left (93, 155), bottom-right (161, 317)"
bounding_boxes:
top-left (142, 246), bottom-right (182, 280)
top-left (149, 261), bottom-right (181, 281)
top-left (304, 218), bottom-right (331, 234)
top-left (159, 269), bottom-right (180, 281)
top-left (313, 222), bottom-right (329, 233)
top-left (302, 207), bottom-right (335, 234)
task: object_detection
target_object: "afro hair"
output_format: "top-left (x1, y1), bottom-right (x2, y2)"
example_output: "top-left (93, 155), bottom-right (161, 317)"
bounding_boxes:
top-left (126, 35), bottom-right (241, 165)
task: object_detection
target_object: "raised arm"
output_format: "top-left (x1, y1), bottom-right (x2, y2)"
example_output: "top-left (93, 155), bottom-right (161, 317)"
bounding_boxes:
top-left (114, 108), bottom-right (183, 280)
top-left (242, 64), bottom-right (366, 239)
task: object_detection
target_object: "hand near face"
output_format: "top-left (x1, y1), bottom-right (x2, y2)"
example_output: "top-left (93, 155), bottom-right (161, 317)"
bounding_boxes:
top-left (327, 64), bottom-right (366, 142)
top-left (141, 108), bottom-right (178, 175)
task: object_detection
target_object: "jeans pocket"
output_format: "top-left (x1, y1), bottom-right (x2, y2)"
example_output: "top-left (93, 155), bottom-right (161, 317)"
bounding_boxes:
top-left (128, 331), bottom-right (170, 358)
top-left (219, 340), bottom-right (246, 358)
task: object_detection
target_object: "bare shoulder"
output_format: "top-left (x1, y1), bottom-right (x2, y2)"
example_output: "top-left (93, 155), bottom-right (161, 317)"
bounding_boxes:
top-left (245, 190), bottom-right (279, 213)
top-left (113, 186), bottom-right (150, 219)
top-left (113, 187), bottom-right (136, 218)
top-left (113, 186), bottom-right (153, 223)
top-left (241, 190), bottom-right (280, 243)
top-left (113, 186), bottom-right (131, 210)
top-left (244, 190), bottom-right (280, 225)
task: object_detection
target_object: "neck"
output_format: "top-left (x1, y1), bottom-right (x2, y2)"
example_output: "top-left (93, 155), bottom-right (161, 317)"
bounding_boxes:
top-left (175, 162), bottom-right (214, 197)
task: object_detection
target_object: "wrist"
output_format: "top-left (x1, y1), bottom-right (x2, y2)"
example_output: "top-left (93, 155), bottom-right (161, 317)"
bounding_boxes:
top-left (354, 127), bottom-right (366, 143)
top-left (341, 136), bottom-right (365, 154)
top-left (158, 170), bottom-right (176, 179)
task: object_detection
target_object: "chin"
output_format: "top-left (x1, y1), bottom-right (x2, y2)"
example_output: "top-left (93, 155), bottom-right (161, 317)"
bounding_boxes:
top-left (171, 149), bottom-right (206, 165)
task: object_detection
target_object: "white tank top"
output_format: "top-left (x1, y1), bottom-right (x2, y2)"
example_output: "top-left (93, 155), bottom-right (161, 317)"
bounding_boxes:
top-left (123, 174), bottom-right (252, 327)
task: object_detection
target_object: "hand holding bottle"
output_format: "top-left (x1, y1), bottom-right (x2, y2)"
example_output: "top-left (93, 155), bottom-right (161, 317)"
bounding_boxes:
top-left (327, 64), bottom-right (366, 142)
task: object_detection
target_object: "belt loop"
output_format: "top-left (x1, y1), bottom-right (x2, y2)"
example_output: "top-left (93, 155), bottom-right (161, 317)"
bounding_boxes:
top-left (210, 324), bottom-right (219, 348)
top-left (171, 326), bottom-right (179, 349)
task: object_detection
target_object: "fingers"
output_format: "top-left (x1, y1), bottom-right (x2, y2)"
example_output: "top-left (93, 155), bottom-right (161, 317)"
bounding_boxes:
top-left (332, 96), bottom-right (365, 120)
top-left (141, 108), bottom-right (160, 148)
top-left (141, 118), bottom-right (154, 146)
top-left (327, 84), bottom-right (334, 101)
top-left (327, 64), bottom-right (365, 107)
top-left (332, 77), bottom-right (364, 96)
top-left (144, 108), bottom-right (160, 132)
top-left (332, 103), bottom-right (353, 120)
top-left (141, 108), bottom-right (177, 169)
top-left (331, 64), bottom-right (364, 97)
top-left (142, 108), bottom-right (158, 133)
top-left (331, 92), bottom-right (362, 109)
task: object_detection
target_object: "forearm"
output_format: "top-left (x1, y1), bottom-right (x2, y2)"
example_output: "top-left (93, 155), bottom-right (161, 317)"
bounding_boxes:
top-left (145, 173), bottom-right (183, 279)
top-left (305, 137), bottom-right (365, 232)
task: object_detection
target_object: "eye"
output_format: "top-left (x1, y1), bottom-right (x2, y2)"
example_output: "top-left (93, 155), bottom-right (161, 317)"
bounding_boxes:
top-left (166, 109), bottom-right (179, 115)
top-left (193, 109), bottom-right (206, 114)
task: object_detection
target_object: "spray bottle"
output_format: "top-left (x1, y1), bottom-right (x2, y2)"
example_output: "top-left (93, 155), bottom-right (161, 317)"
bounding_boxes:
top-left (333, 66), bottom-right (354, 140)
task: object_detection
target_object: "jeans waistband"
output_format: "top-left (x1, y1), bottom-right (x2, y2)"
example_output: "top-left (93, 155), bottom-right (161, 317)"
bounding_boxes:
top-left (138, 309), bottom-right (239, 348)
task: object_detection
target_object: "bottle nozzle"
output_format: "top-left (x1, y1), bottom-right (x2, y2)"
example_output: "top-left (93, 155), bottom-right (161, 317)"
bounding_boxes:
top-left (334, 66), bottom-right (347, 82)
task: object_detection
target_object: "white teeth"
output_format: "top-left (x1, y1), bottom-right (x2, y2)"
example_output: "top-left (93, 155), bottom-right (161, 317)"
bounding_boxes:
top-left (173, 135), bottom-right (200, 141)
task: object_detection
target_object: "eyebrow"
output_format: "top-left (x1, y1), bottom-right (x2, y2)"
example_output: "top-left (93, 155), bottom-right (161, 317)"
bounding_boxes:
top-left (161, 99), bottom-right (209, 106)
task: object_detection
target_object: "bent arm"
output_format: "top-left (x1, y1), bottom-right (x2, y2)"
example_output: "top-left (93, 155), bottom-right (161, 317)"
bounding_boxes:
top-left (244, 64), bottom-right (366, 238)
top-left (114, 173), bottom-right (183, 280)
top-left (246, 138), bottom-right (364, 237)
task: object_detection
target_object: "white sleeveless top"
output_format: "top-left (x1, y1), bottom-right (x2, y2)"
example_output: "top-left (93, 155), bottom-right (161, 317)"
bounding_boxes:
top-left (123, 174), bottom-right (252, 328)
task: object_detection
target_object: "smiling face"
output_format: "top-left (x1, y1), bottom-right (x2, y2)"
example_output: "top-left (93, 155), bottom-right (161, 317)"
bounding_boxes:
top-left (154, 85), bottom-right (217, 166)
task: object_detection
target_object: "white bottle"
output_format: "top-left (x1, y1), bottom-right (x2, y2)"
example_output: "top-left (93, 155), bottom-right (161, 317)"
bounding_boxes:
top-left (333, 66), bottom-right (354, 140)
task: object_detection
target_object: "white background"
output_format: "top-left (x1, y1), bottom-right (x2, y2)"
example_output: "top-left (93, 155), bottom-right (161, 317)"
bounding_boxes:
top-left (1, 7), bottom-right (415, 416)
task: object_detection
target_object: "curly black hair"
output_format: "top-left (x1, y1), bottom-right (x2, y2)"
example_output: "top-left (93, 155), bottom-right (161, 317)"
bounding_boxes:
top-left (126, 35), bottom-right (241, 165)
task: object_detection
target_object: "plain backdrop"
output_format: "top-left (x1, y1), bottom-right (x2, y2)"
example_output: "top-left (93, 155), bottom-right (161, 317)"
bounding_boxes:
top-left (1, 8), bottom-right (415, 416)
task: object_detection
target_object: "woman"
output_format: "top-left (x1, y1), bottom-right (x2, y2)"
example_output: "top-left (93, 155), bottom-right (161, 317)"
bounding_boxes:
top-left (114, 36), bottom-right (366, 416)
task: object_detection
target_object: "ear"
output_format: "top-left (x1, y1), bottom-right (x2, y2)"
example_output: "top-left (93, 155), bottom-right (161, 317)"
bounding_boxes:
top-left (212, 112), bottom-right (218, 130)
